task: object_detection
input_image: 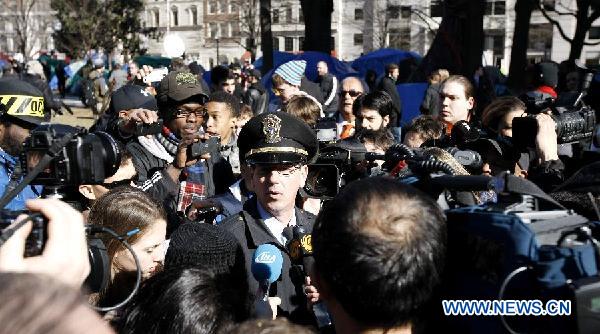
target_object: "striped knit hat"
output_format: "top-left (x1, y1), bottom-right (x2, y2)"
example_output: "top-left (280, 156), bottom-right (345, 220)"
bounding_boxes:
top-left (274, 60), bottom-right (306, 86)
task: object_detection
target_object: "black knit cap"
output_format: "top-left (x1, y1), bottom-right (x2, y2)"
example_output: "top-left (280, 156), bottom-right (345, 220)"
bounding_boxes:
top-left (165, 222), bottom-right (245, 275)
top-left (238, 111), bottom-right (318, 165)
top-left (0, 78), bottom-right (49, 127)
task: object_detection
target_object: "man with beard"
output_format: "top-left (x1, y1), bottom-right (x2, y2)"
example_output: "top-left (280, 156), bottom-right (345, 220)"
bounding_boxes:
top-left (0, 79), bottom-right (49, 210)
top-left (352, 90), bottom-right (395, 139)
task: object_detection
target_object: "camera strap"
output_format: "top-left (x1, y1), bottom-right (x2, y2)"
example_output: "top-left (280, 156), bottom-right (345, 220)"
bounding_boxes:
top-left (0, 132), bottom-right (77, 209)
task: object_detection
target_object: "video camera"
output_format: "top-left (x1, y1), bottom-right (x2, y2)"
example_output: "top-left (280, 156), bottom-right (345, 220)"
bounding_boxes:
top-left (0, 123), bottom-right (138, 311)
top-left (513, 66), bottom-right (597, 150)
top-left (21, 124), bottom-right (121, 187)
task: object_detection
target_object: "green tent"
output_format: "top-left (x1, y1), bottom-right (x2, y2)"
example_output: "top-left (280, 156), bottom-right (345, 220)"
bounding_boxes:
top-left (133, 55), bottom-right (171, 68)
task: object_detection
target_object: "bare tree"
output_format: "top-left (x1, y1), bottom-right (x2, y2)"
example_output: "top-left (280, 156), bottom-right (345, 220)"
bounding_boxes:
top-left (235, 0), bottom-right (260, 61)
top-left (537, 0), bottom-right (600, 61)
top-left (12, 0), bottom-right (52, 59)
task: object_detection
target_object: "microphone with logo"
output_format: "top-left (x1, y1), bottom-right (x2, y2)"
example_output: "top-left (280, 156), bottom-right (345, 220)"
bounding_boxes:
top-left (251, 244), bottom-right (283, 319)
top-left (289, 226), bottom-right (333, 328)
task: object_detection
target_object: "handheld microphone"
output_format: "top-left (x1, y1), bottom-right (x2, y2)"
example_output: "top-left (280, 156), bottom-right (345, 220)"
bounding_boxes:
top-left (251, 244), bottom-right (284, 319)
top-left (251, 244), bottom-right (284, 295)
top-left (289, 226), bottom-right (332, 328)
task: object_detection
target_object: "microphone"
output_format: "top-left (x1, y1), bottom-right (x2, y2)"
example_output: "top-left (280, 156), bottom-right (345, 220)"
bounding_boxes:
top-left (444, 147), bottom-right (483, 170)
top-left (288, 226), bottom-right (332, 328)
top-left (251, 244), bottom-right (284, 319)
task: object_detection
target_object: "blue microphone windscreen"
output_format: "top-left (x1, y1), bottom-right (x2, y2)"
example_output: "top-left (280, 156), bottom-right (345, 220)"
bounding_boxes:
top-left (251, 244), bottom-right (284, 284)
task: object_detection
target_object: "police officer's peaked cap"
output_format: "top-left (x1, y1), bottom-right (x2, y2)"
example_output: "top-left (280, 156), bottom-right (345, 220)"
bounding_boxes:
top-left (238, 112), bottom-right (318, 165)
top-left (0, 78), bottom-right (49, 127)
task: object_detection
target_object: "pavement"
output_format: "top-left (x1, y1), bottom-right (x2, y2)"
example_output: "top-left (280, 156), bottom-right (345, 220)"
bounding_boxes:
top-left (51, 96), bottom-right (96, 128)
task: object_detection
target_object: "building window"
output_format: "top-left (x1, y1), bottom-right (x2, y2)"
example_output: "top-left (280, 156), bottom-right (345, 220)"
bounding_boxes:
top-left (273, 37), bottom-right (280, 51)
top-left (485, 1), bottom-right (505, 16)
top-left (484, 30), bottom-right (505, 55)
top-left (528, 23), bottom-right (552, 53)
top-left (430, 0), bottom-right (443, 17)
top-left (284, 37), bottom-right (293, 51)
top-left (220, 23), bottom-right (229, 37)
top-left (590, 27), bottom-right (600, 39)
top-left (153, 10), bottom-right (160, 27)
top-left (273, 9), bottom-right (279, 23)
top-left (400, 6), bottom-right (411, 18)
top-left (209, 1), bottom-right (217, 14)
top-left (210, 23), bottom-right (218, 38)
top-left (299, 36), bottom-right (304, 50)
top-left (190, 6), bottom-right (198, 25)
top-left (299, 9), bottom-right (304, 22)
top-left (354, 33), bottom-right (363, 46)
top-left (219, 0), bottom-right (227, 13)
top-left (230, 22), bottom-right (239, 37)
top-left (355, 8), bottom-right (363, 20)
top-left (171, 6), bottom-right (179, 26)
top-left (387, 5), bottom-right (400, 19)
top-left (389, 28), bottom-right (410, 50)
top-left (286, 6), bottom-right (293, 23)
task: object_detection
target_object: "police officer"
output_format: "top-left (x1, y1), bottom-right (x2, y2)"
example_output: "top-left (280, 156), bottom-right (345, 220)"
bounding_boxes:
top-left (220, 111), bottom-right (318, 323)
top-left (0, 79), bottom-right (49, 210)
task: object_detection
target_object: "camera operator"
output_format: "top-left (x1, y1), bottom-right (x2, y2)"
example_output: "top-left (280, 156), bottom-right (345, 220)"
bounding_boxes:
top-left (0, 199), bottom-right (90, 288)
top-left (126, 71), bottom-right (234, 230)
top-left (220, 112), bottom-right (318, 324)
top-left (0, 79), bottom-right (49, 210)
top-left (481, 96), bottom-right (563, 190)
top-left (524, 62), bottom-right (559, 101)
top-left (438, 75), bottom-right (475, 132)
top-left (311, 177), bottom-right (446, 334)
top-left (90, 84), bottom-right (160, 145)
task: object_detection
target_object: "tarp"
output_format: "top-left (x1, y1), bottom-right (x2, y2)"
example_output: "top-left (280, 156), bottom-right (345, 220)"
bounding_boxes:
top-left (351, 48), bottom-right (421, 79)
top-left (133, 55), bottom-right (171, 69)
top-left (397, 83), bottom-right (428, 125)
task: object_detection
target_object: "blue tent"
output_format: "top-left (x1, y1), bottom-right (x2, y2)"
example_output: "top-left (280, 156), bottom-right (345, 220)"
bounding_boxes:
top-left (254, 51), bottom-right (358, 82)
top-left (351, 48), bottom-right (421, 78)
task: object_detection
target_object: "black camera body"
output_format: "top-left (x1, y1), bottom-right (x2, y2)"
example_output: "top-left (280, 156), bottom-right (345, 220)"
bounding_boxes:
top-left (514, 95), bottom-right (597, 150)
top-left (0, 210), bottom-right (47, 257)
top-left (188, 136), bottom-right (220, 159)
top-left (21, 124), bottom-right (121, 186)
top-left (134, 120), bottom-right (163, 136)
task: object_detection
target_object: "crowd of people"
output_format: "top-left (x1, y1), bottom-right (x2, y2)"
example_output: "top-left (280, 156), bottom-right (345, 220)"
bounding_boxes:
top-left (0, 51), bottom-right (598, 334)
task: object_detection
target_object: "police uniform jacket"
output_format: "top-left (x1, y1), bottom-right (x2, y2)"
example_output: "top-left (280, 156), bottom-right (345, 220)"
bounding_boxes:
top-left (220, 196), bottom-right (315, 323)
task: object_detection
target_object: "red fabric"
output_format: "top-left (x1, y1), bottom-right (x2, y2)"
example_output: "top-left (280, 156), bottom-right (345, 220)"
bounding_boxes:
top-left (537, 85), bottom-right (557, 98)
top-left (177, 181), bottom-right (206, 212)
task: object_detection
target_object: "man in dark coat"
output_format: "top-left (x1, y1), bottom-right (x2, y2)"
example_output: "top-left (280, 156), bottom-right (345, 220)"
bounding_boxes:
top-left (377, 63), bottom-right (402, 140)
top-left (220, 111), bottom-right (318, 324)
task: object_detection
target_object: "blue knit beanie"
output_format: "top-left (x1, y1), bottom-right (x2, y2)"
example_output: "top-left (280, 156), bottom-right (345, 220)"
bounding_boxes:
top-left (274, 60), bottom-right (306, 86)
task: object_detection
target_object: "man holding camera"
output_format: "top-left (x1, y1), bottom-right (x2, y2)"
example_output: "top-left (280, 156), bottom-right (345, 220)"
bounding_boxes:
top-left (0, 79), bottom-right (49, 210)
top-left (126, 71), bottom-right (234, 231)
top-left (220, 111), bottom-right (318, 323)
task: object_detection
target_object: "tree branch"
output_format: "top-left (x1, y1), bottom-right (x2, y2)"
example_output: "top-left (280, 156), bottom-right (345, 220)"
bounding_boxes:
top-left (537, 1), bottom-right (573, 43)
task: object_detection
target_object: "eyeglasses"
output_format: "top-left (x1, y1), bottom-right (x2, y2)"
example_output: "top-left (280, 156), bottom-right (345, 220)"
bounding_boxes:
top-left (253, 164), bottom-right (302, 178)
top-left (175, 108), bottom-right (207, 119)
top-left (100, 178), bottom-right (134, 189)
top-left (339, 90), bottom-right (362, 98)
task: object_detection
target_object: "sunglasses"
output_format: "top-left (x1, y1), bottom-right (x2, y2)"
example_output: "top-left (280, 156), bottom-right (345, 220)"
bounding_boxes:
top-left (339, 90), bottom-right (362, 98)
top-left (101, 178), bottom-right (134, 189)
